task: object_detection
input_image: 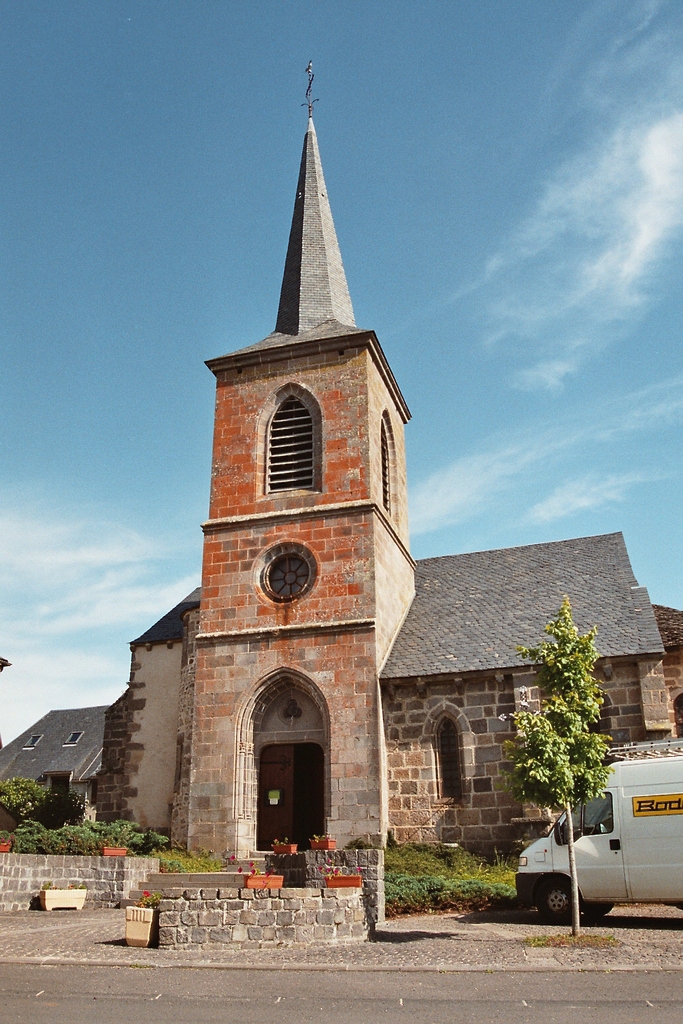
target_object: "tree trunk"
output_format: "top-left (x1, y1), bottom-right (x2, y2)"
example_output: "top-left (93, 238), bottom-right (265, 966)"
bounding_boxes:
top-left (565, 800), bottom-right (581, 937)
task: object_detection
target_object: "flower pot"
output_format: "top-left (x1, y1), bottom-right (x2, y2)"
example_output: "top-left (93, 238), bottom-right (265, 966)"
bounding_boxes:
top-left (245, 874), bottom-right (284, 889)
top-left (102, 846), bottom-right (127, 856)
top-left (272, 844), bottom-right (297, 855)
top-left (310, 839), bottom-right (336, 850)
top-left (0, 842), bottom-right (11, 853)
top-left (325, 875), bottom-right (362, 888)
top-left (125, 906), bottom-right (159, 947)
top-left (39, 889), bottom-right (87, 911)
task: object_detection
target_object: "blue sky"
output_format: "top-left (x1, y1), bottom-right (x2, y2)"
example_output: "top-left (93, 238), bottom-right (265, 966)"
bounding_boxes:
top-left (2, 0), bottom-right (683, 743)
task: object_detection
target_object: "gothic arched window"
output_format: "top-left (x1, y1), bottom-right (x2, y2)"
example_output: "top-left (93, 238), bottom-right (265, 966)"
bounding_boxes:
top-left (268, 396), bottom-right (315, 492)
top-left (675, 693), bottom-right (683, 738)
top-left (380, 418), bottom-right (391, 513)
top-left (437, 719), bottom-right (462, 799)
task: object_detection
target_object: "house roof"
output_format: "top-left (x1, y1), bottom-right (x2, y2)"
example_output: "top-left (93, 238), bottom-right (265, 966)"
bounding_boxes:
top-left (652, 604), bottom-right (683, 648)
top-left (382, 532), bottom-right (664, 679)
top-left (131, 587), bottom-right (201, 646)
top-left (0, 706), bottom-right (107, 783)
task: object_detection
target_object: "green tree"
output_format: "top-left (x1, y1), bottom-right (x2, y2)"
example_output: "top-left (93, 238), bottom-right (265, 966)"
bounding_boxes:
top-left (504, 598), bottom-right (612, 935)
top-left (0, 778), bottom-right (47, 823)
top-left (0, 777), bottom-right (84, 829)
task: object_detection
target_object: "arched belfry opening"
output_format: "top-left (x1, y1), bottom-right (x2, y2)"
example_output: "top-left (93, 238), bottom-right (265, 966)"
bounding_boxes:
top-left (238, 674), bottom-right (329, 851)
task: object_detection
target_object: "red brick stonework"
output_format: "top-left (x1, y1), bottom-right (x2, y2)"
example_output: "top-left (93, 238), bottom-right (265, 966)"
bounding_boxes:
top-left (176, 336), bottom-right (414, 855)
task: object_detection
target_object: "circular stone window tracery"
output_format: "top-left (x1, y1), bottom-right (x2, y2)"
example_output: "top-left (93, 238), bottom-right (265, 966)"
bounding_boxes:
top-left (261, 546), bottom-right (316, 602)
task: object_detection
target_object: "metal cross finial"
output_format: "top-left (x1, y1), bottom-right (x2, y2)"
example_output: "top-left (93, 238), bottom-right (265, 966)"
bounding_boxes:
top-left (303, 61), bottom-right (318, 118)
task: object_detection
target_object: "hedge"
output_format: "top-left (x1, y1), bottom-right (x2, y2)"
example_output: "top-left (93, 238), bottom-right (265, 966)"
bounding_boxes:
top-left (0, 819), bottom-right (168, 856)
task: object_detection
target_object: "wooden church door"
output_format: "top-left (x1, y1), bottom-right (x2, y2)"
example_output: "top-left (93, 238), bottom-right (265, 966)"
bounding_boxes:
top-left (257, 743), bottom-right (324, 850)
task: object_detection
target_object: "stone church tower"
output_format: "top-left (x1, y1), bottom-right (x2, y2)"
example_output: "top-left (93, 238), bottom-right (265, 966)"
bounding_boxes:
top-left (172, 117), bottom-right (414, 854)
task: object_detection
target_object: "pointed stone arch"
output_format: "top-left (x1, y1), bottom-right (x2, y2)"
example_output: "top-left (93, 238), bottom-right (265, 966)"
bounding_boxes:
top-left (256, 382), bottom-right (323, 495)
top-left (232, 669), bottom-right (330, 854)
top-left (380, 411), bottom-right (395, 515)
top-left (423, 701), bottom-right (475, 799)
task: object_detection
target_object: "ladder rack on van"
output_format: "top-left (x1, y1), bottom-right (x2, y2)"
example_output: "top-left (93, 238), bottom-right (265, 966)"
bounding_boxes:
top-left (607, 736), bottom-right (683, 762)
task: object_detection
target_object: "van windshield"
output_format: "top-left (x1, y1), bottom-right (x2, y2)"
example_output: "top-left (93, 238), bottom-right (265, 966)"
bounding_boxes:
top-left (556, 792), bottom-right (614, 844)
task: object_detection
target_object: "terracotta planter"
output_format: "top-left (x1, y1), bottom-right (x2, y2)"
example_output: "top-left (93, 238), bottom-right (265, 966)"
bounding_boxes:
top-left (245, 874), bottom-right (284, 889)
top-left (272, 844), bottom-right (297, 855)
top-left (0, 842), bottom-right (11, 853)
top-left (102, 846), bottom-right (127, 856)
top-left (39, 888), bottom-right (87, 911)
top-left (325, 875), bottom-right (362, 888)
top-left (310, 839), bottom-right (336, 850)
top-left (125, 906), bottom-right (159, 947)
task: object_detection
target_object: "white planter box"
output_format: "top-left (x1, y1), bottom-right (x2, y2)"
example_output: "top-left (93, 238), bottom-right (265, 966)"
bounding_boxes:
top-left (39, 889), bottom-right (87, 911)
top-left (125, 906), bottom-right (159, 947)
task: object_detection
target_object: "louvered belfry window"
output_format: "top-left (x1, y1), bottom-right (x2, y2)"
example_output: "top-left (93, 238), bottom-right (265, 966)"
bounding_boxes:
top-left (381, 420), bottom-right (391, 513)
top-left (438, 719), bottom-right (462, 799)
top-left (268, 396), bottom-right (315, 491)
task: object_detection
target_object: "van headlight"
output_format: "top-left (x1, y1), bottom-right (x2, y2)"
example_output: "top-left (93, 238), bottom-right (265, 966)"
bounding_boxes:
top-left (518, 856), bottom-right (528, 866)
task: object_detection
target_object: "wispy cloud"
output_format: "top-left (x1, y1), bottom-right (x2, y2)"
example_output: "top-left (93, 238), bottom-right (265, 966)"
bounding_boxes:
top-left (484, 2), bottom-right (683, 389)
top-left (0, 503), bottom-right (198, 743)
top-left (529, 472), bottom-right (650, 523)
top-left (410, 374), bottom-right (683, 535)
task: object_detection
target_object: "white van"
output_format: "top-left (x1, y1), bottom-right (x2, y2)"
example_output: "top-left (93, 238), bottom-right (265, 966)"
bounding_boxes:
top-left (516, 739), bottom-right (683, 923)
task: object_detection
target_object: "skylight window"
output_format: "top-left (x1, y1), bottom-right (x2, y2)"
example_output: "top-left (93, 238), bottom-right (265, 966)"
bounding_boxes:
top-left (22, 734), bottom-right (42, 750)
top-left (63, 731), bottom-right (83, 746)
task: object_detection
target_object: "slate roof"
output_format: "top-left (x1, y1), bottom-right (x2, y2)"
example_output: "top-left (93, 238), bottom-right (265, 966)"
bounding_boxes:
top-left (275, 116), bottom-right (355, 336)
top-left (653, 605), bottom-right (683, 648)
top-left (382, 533), bottom-right (664, 679)
top-left (131, 587), bottom-right (201, 646)
top-left (0, 706), bottom-right (107, 783)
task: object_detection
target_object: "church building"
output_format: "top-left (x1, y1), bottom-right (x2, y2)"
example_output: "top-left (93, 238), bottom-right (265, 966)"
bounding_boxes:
top-left (96, 115), bottom-right (683, 857)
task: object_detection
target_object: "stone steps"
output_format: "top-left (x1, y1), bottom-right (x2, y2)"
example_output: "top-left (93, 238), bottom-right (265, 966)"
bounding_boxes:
top-left (122, 860), bottom-right (268, 908)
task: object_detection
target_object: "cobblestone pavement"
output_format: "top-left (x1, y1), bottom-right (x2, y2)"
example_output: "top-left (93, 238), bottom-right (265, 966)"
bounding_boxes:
top-left (0, 905), bottom-right (681, 971)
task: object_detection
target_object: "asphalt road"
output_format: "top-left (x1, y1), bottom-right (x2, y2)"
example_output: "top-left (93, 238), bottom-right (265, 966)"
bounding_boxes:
top-left (1, 965), bottom-right (682, 1024)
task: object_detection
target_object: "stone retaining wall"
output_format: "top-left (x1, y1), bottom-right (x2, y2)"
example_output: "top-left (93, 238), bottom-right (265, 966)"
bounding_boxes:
top-left (158, 886), bottom-right (368, 947)
top-left (0, 854), bottom-right (159, 911)
top-left (265, 848), bottom-right (384, 924)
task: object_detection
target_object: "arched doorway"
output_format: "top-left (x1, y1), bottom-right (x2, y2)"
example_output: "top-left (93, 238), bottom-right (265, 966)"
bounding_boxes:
top-left (257, 743), bottom-right (324, 849)
top-left (250, 677), bottom-right (328, 850)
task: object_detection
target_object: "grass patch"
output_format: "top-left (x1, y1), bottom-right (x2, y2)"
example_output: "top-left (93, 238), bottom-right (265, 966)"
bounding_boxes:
top-left (155, 848), bottom-right (223, 873)
top-left (385, 843), bottom-right (516, 888)
top-left (525, 935), bottom-right (619, 948)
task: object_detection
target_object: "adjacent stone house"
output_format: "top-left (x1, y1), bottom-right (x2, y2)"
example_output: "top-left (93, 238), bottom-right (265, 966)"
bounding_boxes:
top-left (97, 115), bottom-right (680, 857)
top-left (0, 706), bottom-right (105, 818)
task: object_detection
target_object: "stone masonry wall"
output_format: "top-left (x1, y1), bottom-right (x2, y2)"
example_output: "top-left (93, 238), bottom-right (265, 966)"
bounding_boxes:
top-left (382, 674), bottom-right (522, 857)
top-left (158, 885), bottom-right (368, 948)
top-left (96, 690), bottom-right (134, 823)
top-left (661, 645), bottom-right (683, 736)
top-left (171, 605), bottom-right (200, 847)
top-left (0, 854), bottom-right (159, 912)
top-left (382, 658), bottom-right (660, 857)
top-left (265, 848), bottom-right (384, 925)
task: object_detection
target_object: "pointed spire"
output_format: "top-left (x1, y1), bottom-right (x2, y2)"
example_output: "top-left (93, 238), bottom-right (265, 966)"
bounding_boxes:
top-left (275, 117), bottom-right (356, 335)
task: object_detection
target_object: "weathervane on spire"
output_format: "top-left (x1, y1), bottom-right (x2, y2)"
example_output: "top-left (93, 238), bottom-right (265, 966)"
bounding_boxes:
top-left (303, 61), bottom-right (318, 118)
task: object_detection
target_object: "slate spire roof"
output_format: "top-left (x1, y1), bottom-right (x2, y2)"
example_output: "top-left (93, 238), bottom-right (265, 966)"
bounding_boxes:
top-left (275, 116), bottom-right (356, 336)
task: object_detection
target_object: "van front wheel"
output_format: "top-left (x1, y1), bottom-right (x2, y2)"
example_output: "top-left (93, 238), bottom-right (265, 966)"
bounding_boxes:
top-left (536, 876), bottom-right (572, 924)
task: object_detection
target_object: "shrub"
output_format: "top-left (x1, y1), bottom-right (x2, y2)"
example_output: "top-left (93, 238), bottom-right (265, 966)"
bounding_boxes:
top-left (0, 778), bottom-right (48, 823)
top-left (9, 819), bottom-right (169, 856)
top-left (385, 872), bottom-right (516, 916)
top-left (0, 777), bottom-right (85, 828)
top-left (156, 848), bottom-right (223, 873)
